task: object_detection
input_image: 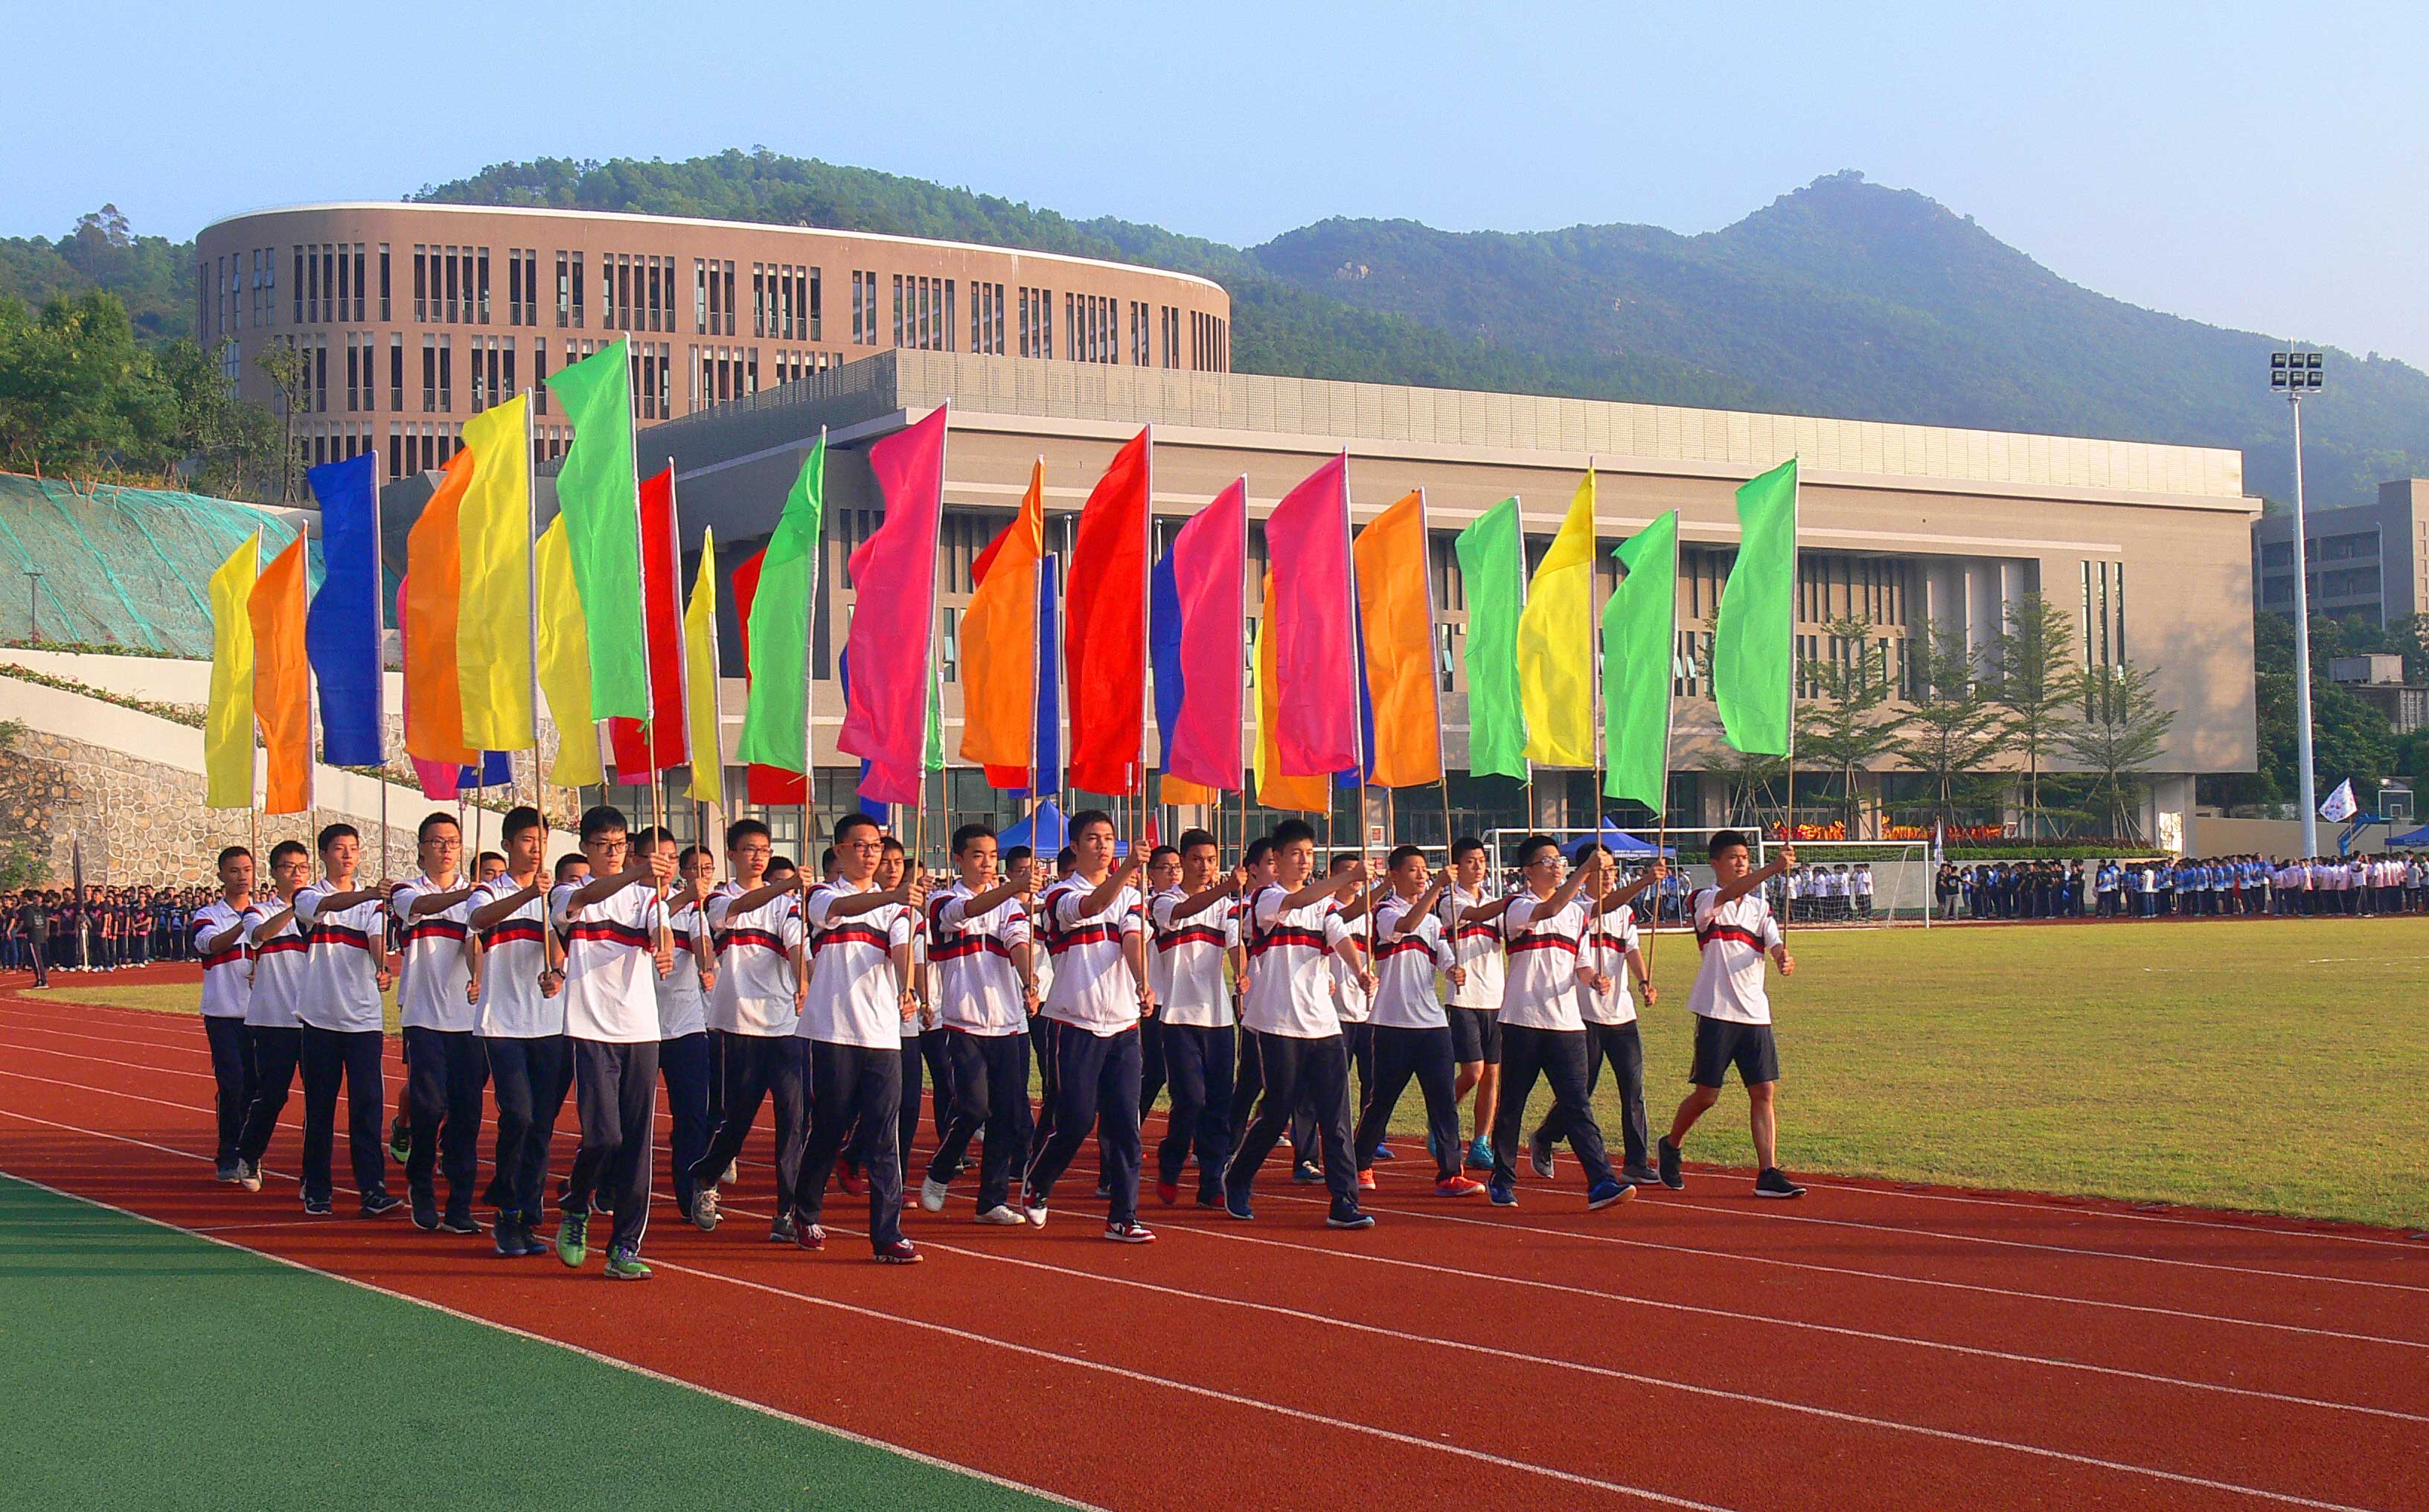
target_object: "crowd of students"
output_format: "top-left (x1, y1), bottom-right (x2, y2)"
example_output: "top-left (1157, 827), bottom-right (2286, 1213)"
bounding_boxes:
top-left (2, 883), bottom-right (221, 981)
top-left (1935, 854), bottom-right (2429, 920)
top-left (62, 804), bottom-right (1811, 1278)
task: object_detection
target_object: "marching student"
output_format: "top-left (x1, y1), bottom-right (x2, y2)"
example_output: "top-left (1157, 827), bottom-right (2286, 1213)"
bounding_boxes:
top-left (392, 812), bottom-right (488, 1235)
top-left (1149, 828), bottom-right (1240, 1209)
top-left (1223, 818), bottom-right (1375, 1229)
top-left (1021, 811), bottom-right (1157, 1241)
top-left (1486, 835), bottom-right (1635, 1210)
top-left (1328, 852), bottom-right (1380, 1173)
top-left (1440, 836), bottom-right (1512, 1173)
top-left (1223, 836), bottom-right (1279, 1147)
top-left (647, 833), bottom-right (717, 1229)
top-left (291, 823), bottom-right (400, 1218)
top-left (1354, 846), bottom-right (1486, 1197)
top-left (921, 822), bottom-right (1039, 1223)
top-left (551, 805), bottom-right (676, 1280)
top-left (1657, 833), bottom-right (1803, 1199)
top-left (231, 840), bottom-right (313, 1192)
top-left (1024, 843), bottom-right (1081, 1170)
top-left (789, 811), bottom-right (925, 1262)
top-left (1529, 846), bottom-right (1665, 1187)
top-left (1139, 843), bottom-right (1183, 1120)
top-left (193, 845), bottom-right (260, 1183)
top-left (689, 820), bottom-right (810, 1239)
top-left (465, 805), bottom-right (568, 1258)
top-left (475, 851), bottom-right (508, 886)
top-left (882, 835), bottom-right (951, 1189)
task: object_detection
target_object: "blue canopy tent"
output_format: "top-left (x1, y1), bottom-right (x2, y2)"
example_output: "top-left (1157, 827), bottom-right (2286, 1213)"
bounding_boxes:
top-left (1570, 819), bottom-right (1677, 864)
top-left (2387, 824), bottom-right (2429, 848)
top-left (995, 799), bottom-right (1130, 858)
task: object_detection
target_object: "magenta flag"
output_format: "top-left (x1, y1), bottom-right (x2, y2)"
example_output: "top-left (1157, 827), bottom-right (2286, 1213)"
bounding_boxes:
top-left (1265, 453), bottom-right (1362, 776)
top-left (839, 405), bottom-right (948, 804)
top-left (1162, 478), bottom-right (1247, 790)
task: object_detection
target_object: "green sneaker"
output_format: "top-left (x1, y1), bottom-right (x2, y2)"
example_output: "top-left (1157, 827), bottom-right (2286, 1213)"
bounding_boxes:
top-left (388, 1116), bottom-right (410, 1165)
top-left (603, 1246), bottom-right (651, 1281)
top-left (556, 1211), bottom-right (589, 1268)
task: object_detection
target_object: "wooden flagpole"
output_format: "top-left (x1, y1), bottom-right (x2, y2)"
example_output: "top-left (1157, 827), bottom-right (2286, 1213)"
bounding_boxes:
top-left (522, 388), bottom-right (545, 825)
top-left (1418, 489), bottom-right (1456, 862)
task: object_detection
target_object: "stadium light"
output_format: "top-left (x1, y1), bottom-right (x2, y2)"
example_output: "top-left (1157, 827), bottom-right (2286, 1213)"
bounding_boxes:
top-left (2273, 349), bottom-right (2325, 855)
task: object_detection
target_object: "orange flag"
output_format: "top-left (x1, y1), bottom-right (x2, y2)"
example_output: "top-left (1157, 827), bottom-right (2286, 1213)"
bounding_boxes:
top-left (403, 449), bottom-right (478, 765)
top-left (961, 458), bottom-right (1046, 772)
top-left (249, 534), bottom-right (312, 814)
top-left (1253, 570), bottom-right (1331, 813)
top-left (1354, 490), bottom-right (1443, 787)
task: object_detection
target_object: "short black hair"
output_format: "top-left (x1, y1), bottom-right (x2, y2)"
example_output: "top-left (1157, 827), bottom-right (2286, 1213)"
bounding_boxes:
top-left (476, 850), bottom-right (506, 870)
top-left (1243, 837), bottom-right (1274, 868)
top-left (1707, 829), bottom-right (1751, 859)
top-left (553, 854), bottom-right (590, 882)
top-left (1178, 828), bottom-right (1217, 856)
top-left (832, 812), bottom-right (881, 845)
top-left (502, 805), bottom-right (543, 841)
top-left (578, 805), bottom-right (628, 843)
top-left (880, 836), bottom-right (906, 856)
top-left (1069, 808), bottom-right (1114, 840)
top-left (1570, 839), bottom-right (1610, 865)
top-left (1273, 819), bottom-right (1316, 850)
top-left (215, 845), bottom-right (252, 869)
top-left (268, 839), bottom-right (310, 868)
top-left (818, 847), bottom-right (836, 873)
top-left (1003, 845), bottom-right (1034, 866)
top-left (1054, 847), bottom-right (1077, 871)
top-left (316, 822), bottom-right (357, 853)
top-left (633, 826), bottom-right (671, 852)
top-left (417, 810), bottom-right (459, 842)
top-left (1517, 833), bottom-right (1561, 867)
top-left (1388, 844), bottom-right (1426, 870)
top-left (1450, 836), bottom-right (1485, 862)
top-left (725, 818), bottom-right (771, 849)
top-left (1148, 844), bottom-right (1180, 865)
top-left (1328, 852), bottom-right (1358, 873)
top-left (767, 856), bottom-right (799, 880)
top-left (952, 822), bottom-right (996, 855)
top-left (679, 845), bottom-right (711, 868)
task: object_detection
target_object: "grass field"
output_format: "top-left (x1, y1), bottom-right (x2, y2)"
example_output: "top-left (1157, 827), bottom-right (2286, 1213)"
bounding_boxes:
top-left (0, 1176), bottom-right (1055, 1511)
top-left (30, 917), bottom-right (2429, 1228)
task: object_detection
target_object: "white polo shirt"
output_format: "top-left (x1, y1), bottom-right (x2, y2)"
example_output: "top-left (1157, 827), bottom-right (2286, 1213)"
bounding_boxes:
top-left (658, 893), bottom-right (708, 1040)
top-left (1041, 877), bottom-right (1146, 1037)
top-left (1150, 888), bottom-right (1237, 1029)
top-left (473, 877), bottom-right (560, 1038)
top-left (394, 874), bottom-right (476, 1033)
top-left (800, 881), bottom-right (913, 1050)
top-left (1500, 892), bottom-right (1587, 1033)
top-left (243, 903), bottom-right (306, 1030)
top-left (552, 880), bottom-right (665, 1043)
top-left (1688, 887), bottom-right (1782, 1026)
top-left (1578, 908), bottom-right (1641, 1028)
top-left (706, 882), bottom-right (804, 1037)
top-left (293, 882), bottom-right (385, 1034)
top-left (1438, 882), bottom-right (1505, 1011)
top-left (1242, 885), bottom-right (1348, 1040)
top-left (929, 882), bottom-right (1032, 1037)
top-left (191, 900), bottom-right (257, 1018)
top-left (1371, 893), bottom-right (1451, 1031)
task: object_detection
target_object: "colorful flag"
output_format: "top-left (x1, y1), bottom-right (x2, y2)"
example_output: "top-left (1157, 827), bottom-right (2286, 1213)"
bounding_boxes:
top-left (736, 438), bottom-right (825, 782)
top-left (456, 393), bottom-right (536, 751)
top-left (302, 452), bottom-right (384, 766)
top-left (607, 467), bottom-right (688, 778)
top-left (1264, 453), bottom-right (1362, 778)
top-left (961, 458), bottom-right (1046, 770)
top-left (403, 449), bottom-right (477, 765)
top-left (1163, 477), bottom-right (1247, 794)
top-left (1601, 510), bottom-right (1678, 809)
top-left (2320, 778), bottom-right (2358, 823)
top-left (400, 584), bottom-right (465, 801)
top-left (1518, 470), bottom-right (1597, 768)
top-left (1252, 569), bottom-right (1332, 812)
top-left (1064, 427), bottom-right (1150, 795)
top-left (1713, 458), bottom-right (1799, 755)
top-left (249, 534), bottom-right (311, 815)
top-left (1454, 498), bottom-right (1528, 780)
top-left (838, 406), bottom-right (947, 805)
top-left (203, 534), bottom-right (258, 810)
top-left (534, 516), bottom-right (601, 787)
top-left (1028, 551), bottom-right (1065, 798)
top-left (1354, 490), bottom-right (1442, 788)
top-left (684, 527), bottom-right (723, 804)
top-left (732, 548), bottom-right (807, 806)
top-left (543, 338), bottom-right (648, 720)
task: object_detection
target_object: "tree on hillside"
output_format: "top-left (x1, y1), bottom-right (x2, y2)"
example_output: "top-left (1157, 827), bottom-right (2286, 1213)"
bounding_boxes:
top-left (1793, 617), bottom-right (1907, 838)
top-left (1894, 620), bottom-right (2004, 833)
top-left (254, 341), bottom-right (309, 504)
top-left (2062, 661), bottom-right (2175, 841)
top-left (1985, 592), bottom-right (2077, 838)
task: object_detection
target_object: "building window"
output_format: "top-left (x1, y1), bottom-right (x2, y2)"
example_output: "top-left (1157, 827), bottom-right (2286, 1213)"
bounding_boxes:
top-left (389, 333), bottom-right (404, 412)
top-left (378, 244), bottom-right (391, 321)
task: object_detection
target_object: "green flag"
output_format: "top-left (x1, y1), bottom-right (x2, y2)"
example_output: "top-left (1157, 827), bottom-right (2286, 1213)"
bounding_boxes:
top-left (1455, 497), bottom-right (1528, 780)
top-left (1713, 458), bottom-right (1798, 755)
top-left (925, 647), bottom-right (945, 773)
top-left (1601, 510), bottom-right (1677, 807)
top-left (736, 437), bottom-right (825, 771)
top-left (543, 339), bottom-right (648, 720)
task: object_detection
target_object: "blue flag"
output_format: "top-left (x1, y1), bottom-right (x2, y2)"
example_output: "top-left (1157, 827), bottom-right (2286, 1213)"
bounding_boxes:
top-left (458, 751), bottom-right (514, 789)
top-left (1031, 551), bottom-right (1063, 798)
top-left (303, 453), bottom-right (385, 766)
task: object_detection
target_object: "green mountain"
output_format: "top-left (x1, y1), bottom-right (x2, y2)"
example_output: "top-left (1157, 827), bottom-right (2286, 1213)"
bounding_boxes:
top-left (0, 206), bottom-right (193, 344)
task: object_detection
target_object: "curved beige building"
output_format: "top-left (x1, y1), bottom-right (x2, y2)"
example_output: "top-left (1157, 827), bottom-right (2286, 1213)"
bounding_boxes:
top-left (192, 202), bottom-right (1232, 483)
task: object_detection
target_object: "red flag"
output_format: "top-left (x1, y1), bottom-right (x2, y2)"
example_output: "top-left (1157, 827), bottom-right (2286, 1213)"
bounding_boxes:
top-left (732, 548), bottom-right (807, 805)
top-left (1265, 452), bottom-right (1361, 776)
top-left (607, 468), bottom-right (688, 778)
top-left (1065, 428), bottom-right (1150, 795)
top-left (838, 406), bottom-right (947, 804)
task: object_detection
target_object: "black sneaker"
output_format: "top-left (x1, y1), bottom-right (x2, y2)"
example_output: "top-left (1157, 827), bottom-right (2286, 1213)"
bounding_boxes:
top-left (493, 1212), bottom-right (525, 1258)
top-left (1291, 1161), bottom-right (1323, 1184)
top-left (1529, 1129), bottom-right (1556, 1179)
top-left (388, 1116), bottom-right (411, 1165)
top-left (439, 1205), bottom-right (482, 1235)
top-left (359, 1191), bottom-right (403, 1219)
top-left (1325, 1202), bottom-right (1376, 1231)
top-left (303, 1194), bottom-right (333, 1216)
top-left (1656, 1137), bottom-right (1686, 1191)
top-left (214, 1158), bottom-right (240, 1183)
top-left (1754, 1167), bottom-right (1806, 1199)
top-left (769, 1213), bottom-right (798, 1245)
top-left (411, 1194), bottom-right (441, 1231)
top-left (1621, 1165), bottom-right (1661, 1188)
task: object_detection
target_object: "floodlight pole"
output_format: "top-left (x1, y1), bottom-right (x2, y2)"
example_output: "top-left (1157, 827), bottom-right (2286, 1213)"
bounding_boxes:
top-left (2288, 374), bottom-right (2319, 857)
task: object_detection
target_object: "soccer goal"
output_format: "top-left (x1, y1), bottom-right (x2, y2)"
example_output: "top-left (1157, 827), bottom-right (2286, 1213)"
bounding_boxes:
top-left (1478, 827), bottom-right (1933, 929)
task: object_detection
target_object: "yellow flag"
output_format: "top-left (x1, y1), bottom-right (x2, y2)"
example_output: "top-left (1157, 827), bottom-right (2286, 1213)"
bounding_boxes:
top-left (204, 533), bottom-right (260, 810)
top-left (456, 394), bottom-right (537, 749)
top-left (536, 515), bottom-right (602, 787)
top-left (1517, 469), bottom-right (1597, 767)
top-left (683, 527), bottom-right (723, 804)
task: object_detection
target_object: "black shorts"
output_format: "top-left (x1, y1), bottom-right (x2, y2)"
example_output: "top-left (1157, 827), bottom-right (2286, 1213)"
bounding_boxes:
top-left (1446, 1005), bottom-right (1502, 1066)
top-left (1688, 1017), bottom-right (1779, 1088)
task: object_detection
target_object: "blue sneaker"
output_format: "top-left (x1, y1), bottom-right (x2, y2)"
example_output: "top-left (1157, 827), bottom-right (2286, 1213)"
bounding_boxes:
top-left (1426, 1128), bottom-right (1446, 1166)
top-left (1587, 1178), bottom-right (1637, 1211)
top-left (1223, 1189), bottom-right (1255, 1222)
top-left (1371, 1144), bottom-right (1398, 1162)
top-left (1488, 1180), bottom-right (1517, 1207)
top-left (1465, 1136), bottom-right (1494, 1171)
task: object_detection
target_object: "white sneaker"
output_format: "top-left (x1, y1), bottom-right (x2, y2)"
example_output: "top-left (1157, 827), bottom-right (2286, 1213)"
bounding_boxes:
top-left (973, 1205), bottom-right (1023, 1226)
top-left (690, 1187), bottom-right (721, 1232)
top-left (1021, 1190), bottom-right (1049, 1228)
top-left (919, 1177), bottom-right (950, 1213)
top-left (723, 1160), bottom-right (740, 1185)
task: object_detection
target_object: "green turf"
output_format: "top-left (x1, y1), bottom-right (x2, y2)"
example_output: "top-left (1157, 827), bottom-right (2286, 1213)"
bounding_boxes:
top-left (0, 1175), bottom-right (1061, 1511)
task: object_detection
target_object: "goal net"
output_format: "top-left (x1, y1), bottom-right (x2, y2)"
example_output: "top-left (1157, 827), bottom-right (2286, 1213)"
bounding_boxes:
top-left (1478, 828), bottom-right (1933, 929)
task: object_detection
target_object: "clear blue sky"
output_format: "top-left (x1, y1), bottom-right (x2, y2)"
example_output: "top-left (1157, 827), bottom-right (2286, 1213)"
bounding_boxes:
top-left (10, 1), bottom-right (2425, 364)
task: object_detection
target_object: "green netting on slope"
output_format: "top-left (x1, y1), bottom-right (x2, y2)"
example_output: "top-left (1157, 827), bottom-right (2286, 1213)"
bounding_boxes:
top-left (0, 474), bottom-right (317, 657)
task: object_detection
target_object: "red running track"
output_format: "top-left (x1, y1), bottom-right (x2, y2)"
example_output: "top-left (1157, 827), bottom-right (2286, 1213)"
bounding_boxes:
top-left (4, 970), bottom-right (2427, 1512)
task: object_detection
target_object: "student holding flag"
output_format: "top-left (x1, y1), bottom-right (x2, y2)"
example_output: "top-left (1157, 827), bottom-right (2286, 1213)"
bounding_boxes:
top-left (690, 818), bottom-right (810, 1240)
top-left (292, 824), bottom-right (399, 1218)
top-left (467, 805), bottom-right (569, 1258)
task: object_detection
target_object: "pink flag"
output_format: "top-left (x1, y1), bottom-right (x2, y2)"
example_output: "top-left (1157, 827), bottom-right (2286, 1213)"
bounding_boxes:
top-left (1162, 478), bottom-right (1246, 790)
top-left (1264, 453), bottom-right (1361, 776)
top-left (838, 406), bottom-right (947, 804)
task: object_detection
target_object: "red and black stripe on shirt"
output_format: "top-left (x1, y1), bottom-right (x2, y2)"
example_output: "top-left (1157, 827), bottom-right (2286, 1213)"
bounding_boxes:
top-left (1696, 924), bottom-right (1766, 952)
top-left (1049, 923), bottom-right (1124, 955)
top-left (1155, 923), bottom-right (1227, 953)
top-left (484, 919), bottom-right (545, 948)
top-left (306, 921), bottom-right (376, 953)
top-left (565, 918), bottom-right (653, 949)
top-left (717, 926), bottom-right (787, 955)
top-left (932, 934), bottom-right (1014, 962)
top-left (400, 917), bottom-right (469, 946)
top-left (1248, 923), bottom-right (1330, 960)
top-left (811, 923), bottom-right (894, 956)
